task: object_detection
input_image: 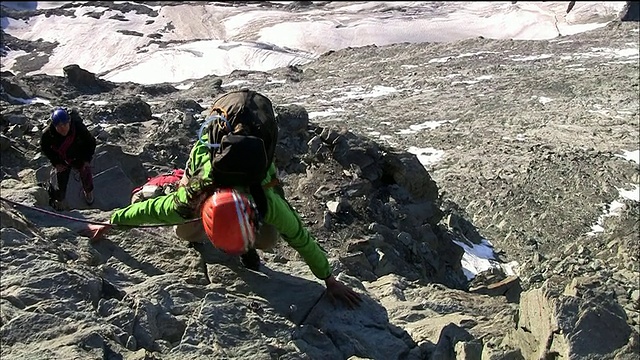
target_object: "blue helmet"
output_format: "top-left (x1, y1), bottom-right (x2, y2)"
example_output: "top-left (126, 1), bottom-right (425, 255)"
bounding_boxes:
top-left (51, 108), bottom-right (69, 126)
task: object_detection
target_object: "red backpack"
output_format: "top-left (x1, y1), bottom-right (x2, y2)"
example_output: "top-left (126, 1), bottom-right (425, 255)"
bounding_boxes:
top-left (132, 169), bottom-right (185, 199)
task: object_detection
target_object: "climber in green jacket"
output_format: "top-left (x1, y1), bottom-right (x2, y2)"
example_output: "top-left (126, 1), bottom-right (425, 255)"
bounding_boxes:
top-left (86, 135), bottom-right (362, 309)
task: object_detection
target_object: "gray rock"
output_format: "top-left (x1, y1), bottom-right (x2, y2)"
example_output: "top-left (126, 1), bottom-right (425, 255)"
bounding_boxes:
top-left (0, 7), bottom-right (637, 360)
top-left (505, 276), bottom-right (636, 359)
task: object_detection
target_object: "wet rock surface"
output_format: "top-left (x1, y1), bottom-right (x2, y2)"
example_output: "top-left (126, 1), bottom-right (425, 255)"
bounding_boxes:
top-left (0, 4), bottom-right (639, 359)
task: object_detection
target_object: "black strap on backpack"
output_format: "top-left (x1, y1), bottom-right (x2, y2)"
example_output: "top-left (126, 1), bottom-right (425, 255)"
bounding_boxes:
top-left (249, 183), bottom-right (268, 223)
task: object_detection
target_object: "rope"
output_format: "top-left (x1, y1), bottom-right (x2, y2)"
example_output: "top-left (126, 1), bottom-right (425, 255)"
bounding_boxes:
top-left (70, 165), bottom-right (115, 182)
top-left (0, 196), bottom-right (201, 227)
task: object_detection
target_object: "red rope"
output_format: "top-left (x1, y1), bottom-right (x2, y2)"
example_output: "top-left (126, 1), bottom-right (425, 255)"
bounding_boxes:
top-left (0, 196), bottom-right (200, 227)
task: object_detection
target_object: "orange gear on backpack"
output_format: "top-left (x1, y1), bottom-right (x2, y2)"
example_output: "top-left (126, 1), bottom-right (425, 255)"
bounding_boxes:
top-left (201, 188), bottom-right (257, 255)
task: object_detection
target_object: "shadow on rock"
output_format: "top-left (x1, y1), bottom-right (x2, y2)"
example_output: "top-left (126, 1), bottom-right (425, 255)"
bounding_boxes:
top-left (300, 274), bottom-right (426, 360)
top-left (190, 240), bottom-right (425, 359)
top-left (90, 237), bottom-right (165, 278)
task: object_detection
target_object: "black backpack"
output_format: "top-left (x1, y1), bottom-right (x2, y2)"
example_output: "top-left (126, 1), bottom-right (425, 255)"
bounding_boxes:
top-left (203, 89), bottom-right (279, 215)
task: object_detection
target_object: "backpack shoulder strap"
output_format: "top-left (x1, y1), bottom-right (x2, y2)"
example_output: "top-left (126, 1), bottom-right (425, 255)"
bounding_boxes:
top-left (249, 183), bottom-right (268, 221)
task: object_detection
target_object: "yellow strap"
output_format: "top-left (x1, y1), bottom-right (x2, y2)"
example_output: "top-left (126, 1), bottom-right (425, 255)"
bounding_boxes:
top-left (209, 107), bottom-right (228, 118)
top-left (262, 177), bottom-right (280, 189)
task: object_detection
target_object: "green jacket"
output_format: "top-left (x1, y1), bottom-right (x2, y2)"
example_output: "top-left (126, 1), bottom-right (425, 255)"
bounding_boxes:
top-left (110, 138), bottom-right (332, 280)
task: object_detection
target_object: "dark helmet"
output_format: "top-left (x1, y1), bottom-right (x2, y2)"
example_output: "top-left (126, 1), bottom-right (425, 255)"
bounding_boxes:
top-left (51, 108), bottom-right (69, 126)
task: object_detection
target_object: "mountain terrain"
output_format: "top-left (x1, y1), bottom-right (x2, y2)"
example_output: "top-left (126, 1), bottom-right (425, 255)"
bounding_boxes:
top-left (0, 2), bottom-right (639, 359)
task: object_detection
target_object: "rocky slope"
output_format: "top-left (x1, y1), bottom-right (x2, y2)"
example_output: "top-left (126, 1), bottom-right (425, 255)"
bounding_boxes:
top-left (1, 4), bottom-right (639, 360)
